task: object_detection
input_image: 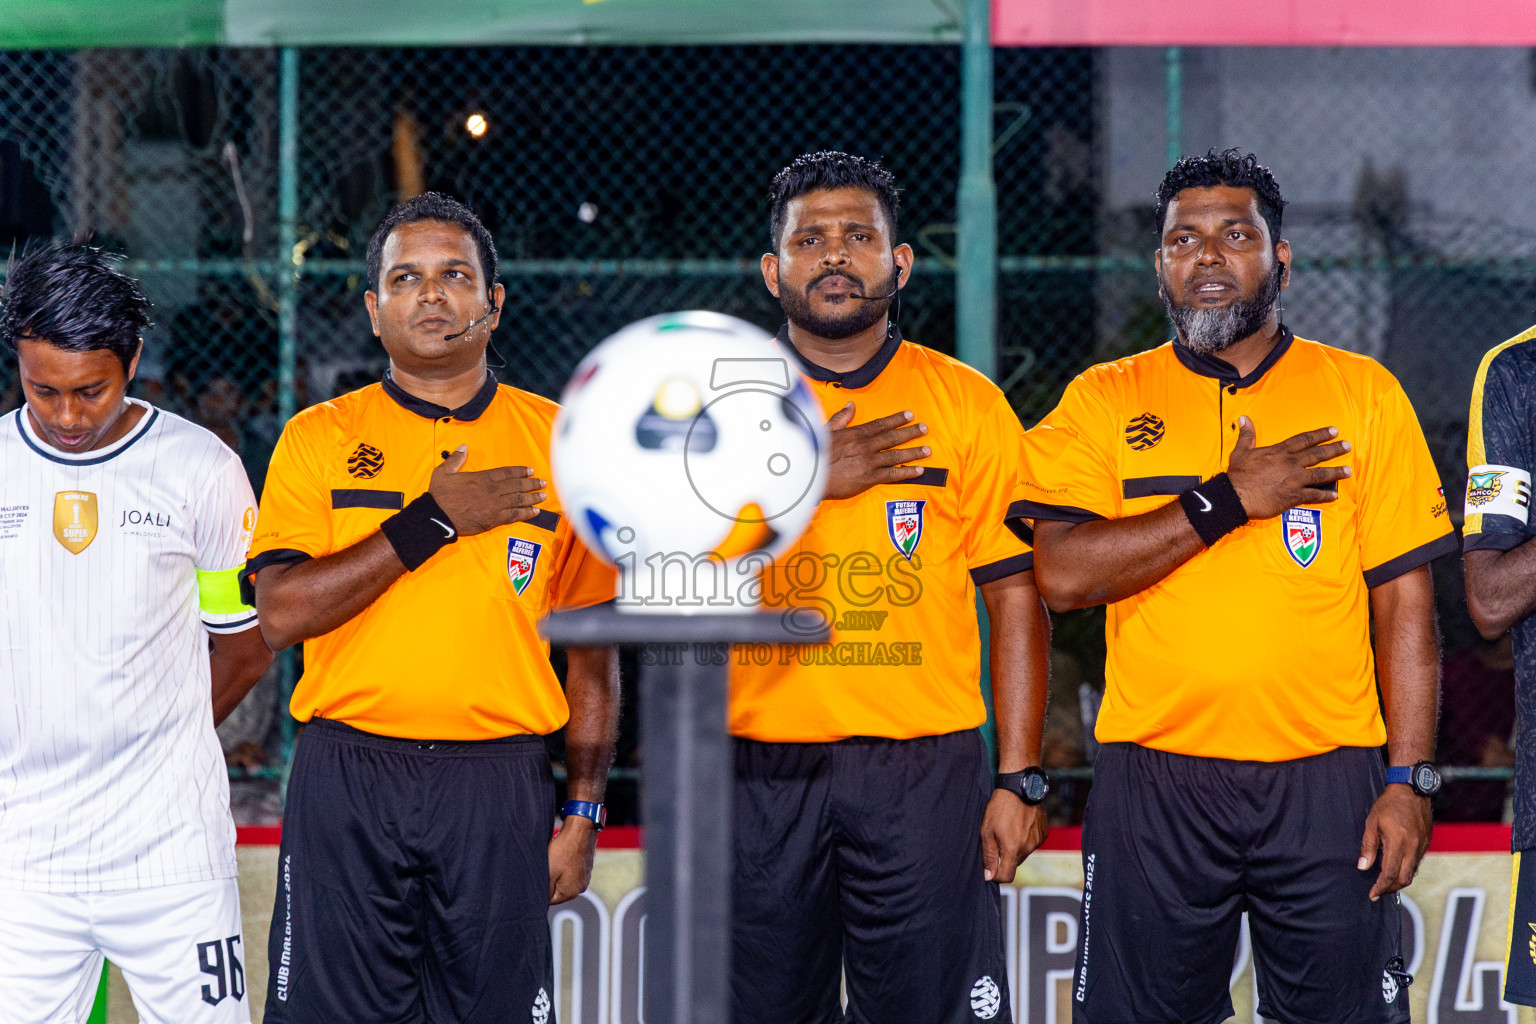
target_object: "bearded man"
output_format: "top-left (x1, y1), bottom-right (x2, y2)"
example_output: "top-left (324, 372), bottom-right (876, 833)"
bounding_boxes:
top-left (1014, 149), bottom-right (1456, 1024)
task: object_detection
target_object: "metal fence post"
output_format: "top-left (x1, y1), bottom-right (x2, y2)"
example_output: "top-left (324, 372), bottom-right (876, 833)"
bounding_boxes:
top-left (956, 0), bottom-right (997, 380)
top-left (276, 46), bottom-right (301, 782)
top-left (1166, 46), bottom-right (1183, 169)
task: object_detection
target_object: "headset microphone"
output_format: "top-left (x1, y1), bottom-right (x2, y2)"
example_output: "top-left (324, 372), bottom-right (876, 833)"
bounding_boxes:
top-left (848, 265), bottom-right (903, 301)
top-left (443, 303), bottom-right (501, 342)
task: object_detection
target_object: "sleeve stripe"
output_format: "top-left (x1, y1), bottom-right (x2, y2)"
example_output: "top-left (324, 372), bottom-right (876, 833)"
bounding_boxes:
top-left (970, 552), bottom-right (1033, 585)
top-left (204, 613), bottom-right (259, 634)
top-left (1008, 498), bottom-right (1105, 525)
top-left (1464, 531), bottom-right (1527, 554)
top-left (1362, 532), bottom-right (1460, 589)
top-left (238, 548), bottom-right (314, 605)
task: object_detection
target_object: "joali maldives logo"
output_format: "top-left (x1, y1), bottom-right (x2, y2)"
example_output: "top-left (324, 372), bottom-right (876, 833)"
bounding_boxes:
top-left (507, 537), bottom-right (543, 595)
top-left (1466, 470), bottom-right (1506, 507)
top-left (1284, 507), bottom-right (1322, 568)
top-left (886, 500), bottom-right (926, 561)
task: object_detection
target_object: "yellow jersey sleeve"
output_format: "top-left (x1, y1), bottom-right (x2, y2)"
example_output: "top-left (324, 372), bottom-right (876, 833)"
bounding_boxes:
top-left (549, 528), bottom-right (618, 611)
top-left (1356, 375), bottom-right (1456, 587)
top-left (244, 414), bottom-right (334, 583)
top-left (1015, 373), bottom-right (1120, 524)
top-left (962, 389), bottom-right (1033, 583)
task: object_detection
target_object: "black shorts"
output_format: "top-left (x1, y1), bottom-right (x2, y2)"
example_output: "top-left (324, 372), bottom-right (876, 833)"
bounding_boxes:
top-left (263, 718), bottom-right (556, 1024)
top-left (1074, 742), bottom-right (1408, 1024)
top-left (732, 729), bottom-right (1011, 1024)
top-left (1506, 850), bottom-right (1536, 1006)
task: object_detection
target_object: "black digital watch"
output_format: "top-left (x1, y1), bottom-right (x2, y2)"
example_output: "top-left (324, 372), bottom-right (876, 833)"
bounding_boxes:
top-left (995, 767), bottom-right (1051, 806)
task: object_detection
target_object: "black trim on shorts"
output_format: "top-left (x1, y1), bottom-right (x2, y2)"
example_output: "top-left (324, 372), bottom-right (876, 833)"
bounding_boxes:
top-left (1362, 532), bottom-right (1460, 588)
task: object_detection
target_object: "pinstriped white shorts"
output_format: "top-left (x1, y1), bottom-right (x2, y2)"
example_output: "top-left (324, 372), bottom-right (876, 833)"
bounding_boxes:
top-left (0, 877), bottom-right (250, 1024)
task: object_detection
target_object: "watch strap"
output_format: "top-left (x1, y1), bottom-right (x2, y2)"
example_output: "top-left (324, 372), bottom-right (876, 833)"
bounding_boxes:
top-left (1385, 766), bottom-right (1413, 786)
top-left (561, 799), bottom-right (606, 832)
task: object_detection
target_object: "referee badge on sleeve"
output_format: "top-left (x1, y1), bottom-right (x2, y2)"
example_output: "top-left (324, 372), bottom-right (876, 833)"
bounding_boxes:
top-left (1283, 507), bottom-right (1321, 568)
top-left (53, 491), bottom-right (98, 554)
top-left (507, 537), bottom-right (543, 595)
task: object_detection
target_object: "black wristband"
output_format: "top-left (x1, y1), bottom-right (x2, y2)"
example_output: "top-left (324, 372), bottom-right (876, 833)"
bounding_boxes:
top-left (380, 492), bottom-right (459, 570)
top-left (1178, 472), bottom-right (1249, 547)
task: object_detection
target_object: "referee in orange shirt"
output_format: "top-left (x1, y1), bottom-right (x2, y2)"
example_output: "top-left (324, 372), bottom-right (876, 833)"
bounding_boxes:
top-left (1020, 151), bottom-right (1455, 1023)
top-left (730, 151), bottom-right (1051, 1024)
top-left (242, 194), bottom-right (618, 1024)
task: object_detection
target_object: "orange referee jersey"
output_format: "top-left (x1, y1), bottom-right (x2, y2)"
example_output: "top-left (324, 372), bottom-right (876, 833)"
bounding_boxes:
top-left (1016, 329), bottom-right (1455, 762)
top-left (244, 371), bottom-right (615, 740)
top-left (727, 326), bottom-right (1034, 744)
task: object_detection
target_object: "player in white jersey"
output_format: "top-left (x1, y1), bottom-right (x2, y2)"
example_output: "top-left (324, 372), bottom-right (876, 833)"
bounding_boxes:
top-left (0, 246), bottom-right (273, 1024)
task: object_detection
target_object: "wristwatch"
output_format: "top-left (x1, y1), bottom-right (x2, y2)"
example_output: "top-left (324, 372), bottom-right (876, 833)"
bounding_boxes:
top-left (995, 767), bottom-right (1051, 806)
top-left (561, 799), bottom-right (607, 832)
top-left (1385, 761), bottom-right (1442, 798)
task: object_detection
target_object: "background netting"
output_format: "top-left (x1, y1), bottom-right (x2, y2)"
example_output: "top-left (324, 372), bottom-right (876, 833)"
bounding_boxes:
top-left (1, 45), bottom-right (1523, 821)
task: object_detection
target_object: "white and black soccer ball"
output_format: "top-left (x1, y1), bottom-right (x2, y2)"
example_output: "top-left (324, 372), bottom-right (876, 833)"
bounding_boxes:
top-left (552, 311), bottom-right (827, 613)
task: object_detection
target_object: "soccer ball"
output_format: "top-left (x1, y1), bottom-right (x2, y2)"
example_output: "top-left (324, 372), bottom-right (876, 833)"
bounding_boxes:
top-left (552, 311), bottom-right (827, 614)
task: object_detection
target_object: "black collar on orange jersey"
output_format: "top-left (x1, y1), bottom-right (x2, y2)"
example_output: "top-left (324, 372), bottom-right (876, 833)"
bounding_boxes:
top-left (776, 322), bottom-right (903, 390)
top-left (381, 368), bottom-right (498, 421)
top-left (1171, 325), bottom-right (1294, 392)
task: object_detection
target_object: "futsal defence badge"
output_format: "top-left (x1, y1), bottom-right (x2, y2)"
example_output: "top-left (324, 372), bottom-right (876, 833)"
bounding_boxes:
top-left (1283, 507), bottom-right (1321, 568)
top-left (53, 490), bottom-right (98, 554)
top-left (507, 537), bottom-right (543, 595)
top-left (886, 499), bottom-right (926, 561)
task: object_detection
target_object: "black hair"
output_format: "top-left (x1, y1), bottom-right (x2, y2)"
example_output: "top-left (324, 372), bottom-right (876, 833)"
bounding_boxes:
top-left (0, 244), bottom-right (152, 373)
top-left (1155, 149), bottom-right (1287, 243)
top-left (769, 151), bottom-right (900, 250)
top-left (364, 191), bottom-right (499, 292)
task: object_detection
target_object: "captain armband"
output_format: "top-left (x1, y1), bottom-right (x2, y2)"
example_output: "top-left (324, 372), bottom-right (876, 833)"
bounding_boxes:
top-left (1465, 464), bottom-right (1532, 524)
top-left (198, 566), bottom-right (253, 616)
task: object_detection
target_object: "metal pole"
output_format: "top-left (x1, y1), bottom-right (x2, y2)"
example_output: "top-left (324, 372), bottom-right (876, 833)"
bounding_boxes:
top-left (277, 46), bottom-right (300, 425)
top-left (1165, 46), bottom-right (1183, 170)
top-left (956, 0), bottom-right (997, 379)
top-left (276, 47), bottom-right (301, 781)
top-left (640, 645), bottom-right (732, 1024)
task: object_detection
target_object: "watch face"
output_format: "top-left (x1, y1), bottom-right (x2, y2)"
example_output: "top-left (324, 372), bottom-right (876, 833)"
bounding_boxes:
top-left (1413, 763), bottom-right (1442, 796)
top-left (1023, 772), bottom-right (1050, 803)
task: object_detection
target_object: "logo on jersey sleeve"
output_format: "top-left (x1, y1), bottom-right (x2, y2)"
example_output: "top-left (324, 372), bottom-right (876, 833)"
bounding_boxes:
top-left (1283, 507), bottom-right (1321, 568)
top-left (970, 975), bottom-right (1001, 1019)
top-left (53, 491), bottom-right (98, 554)
top-left (886, 500), bottom-right (926, 561)
top-left (347, 443), bottom-right (386, 479)
top-left (507, 537), bottom-right (543, 595)
top-left (1124, 412), bottom-right (1165, 450)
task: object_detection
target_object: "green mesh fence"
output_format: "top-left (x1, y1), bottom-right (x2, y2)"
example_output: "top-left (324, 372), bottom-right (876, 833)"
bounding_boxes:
top-left (1, 45), bottom-right (1523, 820)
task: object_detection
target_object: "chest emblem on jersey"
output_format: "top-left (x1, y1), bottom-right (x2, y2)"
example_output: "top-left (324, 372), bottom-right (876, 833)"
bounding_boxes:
top-left (1467, 470), bottom-right (1506, 507)
top-left (347, 443), bottom-right (386, 479)
top-left (1124, 412), bottom-right (1165, 450)
top-left (507, 537), bottom-right (543, 595)
top-left (1283, 507), bottom-right (1322, 568)
top-left (886, 499), bottom-right (926, 561)
top-left (53, 490), bottom-right (98, 554)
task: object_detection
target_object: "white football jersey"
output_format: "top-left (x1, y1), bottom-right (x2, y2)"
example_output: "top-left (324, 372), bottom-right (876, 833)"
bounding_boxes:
top-left (0, 399), bottom-right (259, 893)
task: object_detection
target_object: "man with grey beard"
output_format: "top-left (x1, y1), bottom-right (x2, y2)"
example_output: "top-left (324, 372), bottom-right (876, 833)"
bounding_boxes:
top-left (1013, 149), bottom-right (1455, 1024)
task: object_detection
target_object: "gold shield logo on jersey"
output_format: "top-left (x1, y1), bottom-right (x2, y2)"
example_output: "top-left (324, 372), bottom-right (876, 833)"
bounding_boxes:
top-left (53, 491), bottom-right (98, 554)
